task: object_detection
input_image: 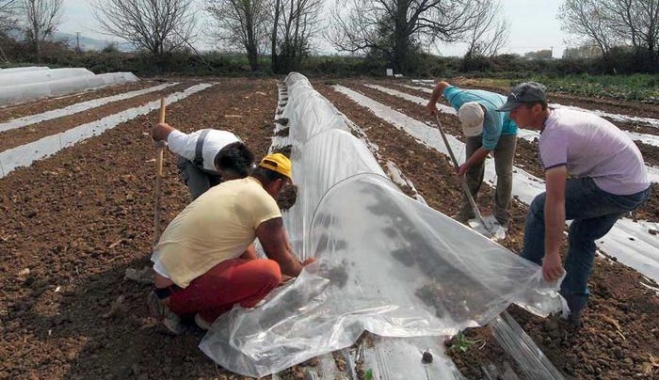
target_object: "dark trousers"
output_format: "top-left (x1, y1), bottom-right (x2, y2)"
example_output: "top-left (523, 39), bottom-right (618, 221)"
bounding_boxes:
top-left (459, 134), bottom-right (517, 226)
top-left (176, 156), bottom-right (222, 200)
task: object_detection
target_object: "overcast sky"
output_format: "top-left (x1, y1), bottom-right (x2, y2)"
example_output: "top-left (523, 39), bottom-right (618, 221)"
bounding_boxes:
top-left (59, 0), bottom-right (575, 58)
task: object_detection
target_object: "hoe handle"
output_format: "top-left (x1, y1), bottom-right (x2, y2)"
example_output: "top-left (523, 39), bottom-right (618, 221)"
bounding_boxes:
top-left (157, 98), bottom-right (166, 175)
top-left (433, 114), bottom-right (485, 222)
top-left (435, 114), bottom-right (460, 169)
top-left (154, 98), bottom-right (166, 246)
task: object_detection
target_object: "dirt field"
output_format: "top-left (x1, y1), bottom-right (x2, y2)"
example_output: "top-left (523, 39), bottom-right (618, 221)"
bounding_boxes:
top-left (1, 77), bottom-right (658, 380)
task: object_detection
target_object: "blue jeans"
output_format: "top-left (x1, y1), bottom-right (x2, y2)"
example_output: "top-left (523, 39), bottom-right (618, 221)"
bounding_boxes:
top-left (521, 178), bottom-right (650, 316)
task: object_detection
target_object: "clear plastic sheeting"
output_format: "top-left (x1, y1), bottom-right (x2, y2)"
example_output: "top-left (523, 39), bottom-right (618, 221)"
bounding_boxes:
top-left (97, 72), bottom-right (139, 86)
top-left (309, 174), bottom-right (564, 319)
top-left (490, 312), bottom-right (566, 380)
top-left (200, 175), bottom-right (563, 377)
top-left (288, 129), bottom-right (387, 255)
top-left (0, 68), bottom-right (94, 87)
top-left (0, 66), bottom-right (49, 73)
top-left (0, 67), bottom-right (139, 106)
top-left (199, 73), bottom-right (564, 378)
top-left (285, 75), bottom-right (351, 145)
top-left (361, 336), bottom-right (467, 380)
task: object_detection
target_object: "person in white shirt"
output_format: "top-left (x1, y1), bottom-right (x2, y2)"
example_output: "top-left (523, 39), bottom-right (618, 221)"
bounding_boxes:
top-left (152, 123), bottom-right (255, 200)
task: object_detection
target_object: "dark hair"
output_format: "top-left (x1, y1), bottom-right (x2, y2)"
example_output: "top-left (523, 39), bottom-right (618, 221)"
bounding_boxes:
top-left (251, 166), bottom-right (288, 186)
top-left (213, 142), bottom-right (255, 178)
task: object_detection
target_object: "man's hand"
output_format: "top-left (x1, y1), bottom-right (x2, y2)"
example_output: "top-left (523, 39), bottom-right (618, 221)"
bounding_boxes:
top-left (426, 81), bottom-right (450, 115)
top-left (542, 251), bottom-right (564, 283)
top-left (278, 274), bottom-right (294, 286)
top-left (426, 101), bottom-right (437, 115)
top-left (152, 123), bottom-right (175, 142)
top-left (302, 257), bottom-right (316, 266)
top-left (457, 163), bottom-right (469, 176)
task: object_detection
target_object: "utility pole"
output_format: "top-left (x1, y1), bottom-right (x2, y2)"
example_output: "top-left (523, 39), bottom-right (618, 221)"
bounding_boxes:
top-left (76, 32), bottom-right (81, 53)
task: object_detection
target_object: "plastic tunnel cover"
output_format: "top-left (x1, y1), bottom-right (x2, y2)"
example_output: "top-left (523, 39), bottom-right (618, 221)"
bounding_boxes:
top-left (199, 173), bottom-right (564, 378)
top-left (285, 128), bottom-right (387, 257)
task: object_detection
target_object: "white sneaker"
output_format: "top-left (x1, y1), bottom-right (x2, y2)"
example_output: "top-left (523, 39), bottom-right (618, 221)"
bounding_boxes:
top-left (491, 224), bottom-right (507, 240)
top-left (147, 291), bottom-right (181, 335)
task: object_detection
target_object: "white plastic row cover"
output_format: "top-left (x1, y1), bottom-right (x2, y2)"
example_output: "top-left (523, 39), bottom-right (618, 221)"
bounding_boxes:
top-left (0, 71), bottom-right (139, 106)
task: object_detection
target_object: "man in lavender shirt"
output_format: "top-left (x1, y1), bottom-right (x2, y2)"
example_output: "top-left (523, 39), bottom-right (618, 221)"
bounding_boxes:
top-left (498, 82), bottom-right (651, 325)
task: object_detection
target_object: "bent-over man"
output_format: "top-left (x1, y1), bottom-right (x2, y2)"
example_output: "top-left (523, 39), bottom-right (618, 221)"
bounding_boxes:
top-left (499, 82), bottom-right (650, 325)
top-left (152, 123), bottom-right (255, 200)
top-left (427, 81), bottom-right (518, 233)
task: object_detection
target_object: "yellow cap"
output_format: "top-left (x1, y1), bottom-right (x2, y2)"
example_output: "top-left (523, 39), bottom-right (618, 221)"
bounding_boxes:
top-left (259, 153), bottom-right (292, 180)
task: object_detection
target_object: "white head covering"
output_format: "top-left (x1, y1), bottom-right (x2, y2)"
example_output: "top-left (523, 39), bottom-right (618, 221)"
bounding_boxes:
top-left (457, 102), bottom-right (484, 137)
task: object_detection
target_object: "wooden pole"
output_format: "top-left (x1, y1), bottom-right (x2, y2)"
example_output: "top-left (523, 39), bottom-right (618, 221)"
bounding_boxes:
top-left (153, 98), bottom-right (166, 246)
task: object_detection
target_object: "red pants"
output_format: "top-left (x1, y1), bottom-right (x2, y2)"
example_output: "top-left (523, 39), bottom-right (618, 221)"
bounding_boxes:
top-left (168, 258), bottom-right (281, 322)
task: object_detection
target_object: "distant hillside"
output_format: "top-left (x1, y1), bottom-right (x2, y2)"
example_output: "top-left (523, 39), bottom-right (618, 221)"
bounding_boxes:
top-left (55, 32), bottom-right (134, 52)
top-left (6, 29), bottom-right (134, 52)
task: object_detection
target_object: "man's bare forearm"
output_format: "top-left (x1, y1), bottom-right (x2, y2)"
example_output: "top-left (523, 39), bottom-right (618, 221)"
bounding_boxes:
top-left (279, 254), bottom-right (304, 277)
top-left (544, 197), bottom-right (565, 257)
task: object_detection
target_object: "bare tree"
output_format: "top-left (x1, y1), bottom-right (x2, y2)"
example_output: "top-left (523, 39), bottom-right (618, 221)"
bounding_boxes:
top-left (22, 0), bottom-right (62, 61)
top-left (602, 0), bottom-right (659, 53)
top-left (206, 0), bottom-right (270, 71)
top-left (559, 0), bottom-right (617, 55)
top-left (464, 0), bottom-right (509, 58)
top-left (0, 0), bottom-right (17, 31)
top-left (0, 0), bottom-right (17, 62)
top-left (271, 0), bottom-right (323, 73)
top-left (92, 0), bottom-right (197, 55)
top-left (328, 0), bottom-right (498, 74)
top-left (560, 0), bottom-right (659, 56)
top-left (271, 0), bottom-right (281, 70)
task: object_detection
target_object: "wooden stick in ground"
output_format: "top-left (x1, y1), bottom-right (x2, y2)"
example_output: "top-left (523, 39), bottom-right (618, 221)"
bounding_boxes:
top-left (153, 98), bottom-right (166, 246)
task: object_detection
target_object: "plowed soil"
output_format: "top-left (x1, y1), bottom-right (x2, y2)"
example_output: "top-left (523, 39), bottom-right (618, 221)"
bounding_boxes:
top-left (0, 82), bottom-right (194, 152)
top-left (0, 80), bottom-right (166, 122)
top-left (1, 77), bottom-right (658, 380)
